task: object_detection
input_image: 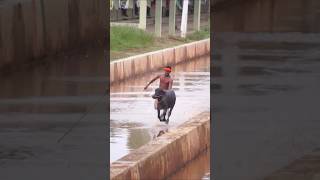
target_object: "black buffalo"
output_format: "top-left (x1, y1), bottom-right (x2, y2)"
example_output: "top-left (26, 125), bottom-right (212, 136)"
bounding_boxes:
top-left (153, 88), bottom-right (176, 123)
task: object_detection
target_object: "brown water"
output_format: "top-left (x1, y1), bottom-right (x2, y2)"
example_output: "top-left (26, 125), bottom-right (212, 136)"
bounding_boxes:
top-left (168, 149), bottom-right (210, 180)
top-left (110, 56), bottom-right (210, 163)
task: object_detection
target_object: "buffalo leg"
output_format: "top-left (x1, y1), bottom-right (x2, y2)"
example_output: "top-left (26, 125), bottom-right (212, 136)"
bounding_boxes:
top-left (161, 109), bottom-right (167, 121)
top-left (157, 109), bottom-right (161, 121)
top-left (168, 108), bottom-right (173, 118)
top-left (165, 108), bottom-right (173, 124)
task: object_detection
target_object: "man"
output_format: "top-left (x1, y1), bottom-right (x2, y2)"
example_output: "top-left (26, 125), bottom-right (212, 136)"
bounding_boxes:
top-left (144, 66), bottom-right (173, 109)
top-left (120, 0), bottom-right (128, 17)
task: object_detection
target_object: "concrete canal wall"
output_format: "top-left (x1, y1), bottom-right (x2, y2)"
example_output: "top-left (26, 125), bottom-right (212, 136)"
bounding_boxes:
top-left (110, 39), bottom-right (210, 84)
top-left (110, 111), bottom-right (210, 180)
top-left (213, 0), bottom-right (320, 32)
top-left (0, 0), bottom-right (106, 69)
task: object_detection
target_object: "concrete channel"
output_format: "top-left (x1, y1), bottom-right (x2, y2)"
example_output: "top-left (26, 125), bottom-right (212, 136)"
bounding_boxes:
top-left (110, 39), bottom-right (210, 84)
top-left (111, 112), bottom-right (210, 179)
top-left (110, 40), bottom-right (210, 179)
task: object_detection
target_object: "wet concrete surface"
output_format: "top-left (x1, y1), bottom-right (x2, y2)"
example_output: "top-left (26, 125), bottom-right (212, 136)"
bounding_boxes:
top-left (0, 50), bottom-right (107, 180)
top-left (213, 32), bottom-right (320, 180)
top-left (110, 56), bottom-right (210, 163)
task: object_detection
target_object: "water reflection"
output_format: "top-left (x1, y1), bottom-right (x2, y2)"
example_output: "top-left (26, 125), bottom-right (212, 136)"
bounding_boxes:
top-left (127, 128), bottom-right (151, 149)
top-left (110, 56), bottom-right (210, 162)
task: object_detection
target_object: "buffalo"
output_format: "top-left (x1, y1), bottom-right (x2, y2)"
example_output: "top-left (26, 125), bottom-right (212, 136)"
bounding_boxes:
top-left (153, 88), bottom-right (176, 123)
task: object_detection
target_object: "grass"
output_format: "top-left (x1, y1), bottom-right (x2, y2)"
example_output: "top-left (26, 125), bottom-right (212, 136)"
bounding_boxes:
top-left (110, 25), bottom-right (210, 60)
top-left (110, 26), bottom-right (154, 51)
top-left (186, 26), bottom-right (210, 41)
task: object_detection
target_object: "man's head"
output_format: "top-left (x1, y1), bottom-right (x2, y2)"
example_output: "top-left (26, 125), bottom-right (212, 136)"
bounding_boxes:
top-left (163, 66), bottom-right (172, 76)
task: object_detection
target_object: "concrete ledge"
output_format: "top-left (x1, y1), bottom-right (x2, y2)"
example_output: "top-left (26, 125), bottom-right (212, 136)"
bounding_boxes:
top-left (110, 39), bottom-right (210, 84)
top-left (110, 111), bottom-right (210, 180)
top-left (111, 22), bottom-right (139, 28)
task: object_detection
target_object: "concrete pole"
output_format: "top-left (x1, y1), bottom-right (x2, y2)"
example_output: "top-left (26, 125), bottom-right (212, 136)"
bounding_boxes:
top-left (113, 0), bottom-right (119, 9)
top-left (180, 0), bottom-right (189, 38)
top-left (113, 0), bottom-right (119, 20)
top-left (139, 0), bottom-right (147, 30)
top-left (155, 0), bottom-right (163, 37)
top-left (169, 0), bottom-right (176, 36)
top-left (128, 0), bottom-right (134, 17)
top-left (128, 0), bottom-right (134, 8)
top-left (193, 0), bottom-right (201, 31)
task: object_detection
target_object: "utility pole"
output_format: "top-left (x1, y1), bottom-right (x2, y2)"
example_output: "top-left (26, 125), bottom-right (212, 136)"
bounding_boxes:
top-left (155, 0), bottom-right (163, 37)
top-left (169, 0), bottom-right (177, 36)
top-left (180, 0), bottom-right (189, 38)
top-left (139, 0), bottom-right (147, 30)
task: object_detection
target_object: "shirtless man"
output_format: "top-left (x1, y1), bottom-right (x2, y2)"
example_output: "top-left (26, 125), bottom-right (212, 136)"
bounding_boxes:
top-left (144, 66), bottom-right (173, 109)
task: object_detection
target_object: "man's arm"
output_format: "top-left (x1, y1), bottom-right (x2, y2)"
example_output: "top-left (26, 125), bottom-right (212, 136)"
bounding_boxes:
top-left (144, 75), bottom-right (160, 90)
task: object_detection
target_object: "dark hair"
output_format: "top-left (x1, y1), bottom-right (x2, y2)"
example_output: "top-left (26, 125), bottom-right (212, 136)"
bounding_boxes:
top-left (165, 66), bottom-right (171, 69)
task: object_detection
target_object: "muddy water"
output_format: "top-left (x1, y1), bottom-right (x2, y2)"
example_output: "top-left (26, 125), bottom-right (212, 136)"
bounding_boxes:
top-left (0, 50), bottom-right (107, 179)
top-left (168, 149), bottom-right (210, 180)
top-left (110, 56), bottom-right (210, 163)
